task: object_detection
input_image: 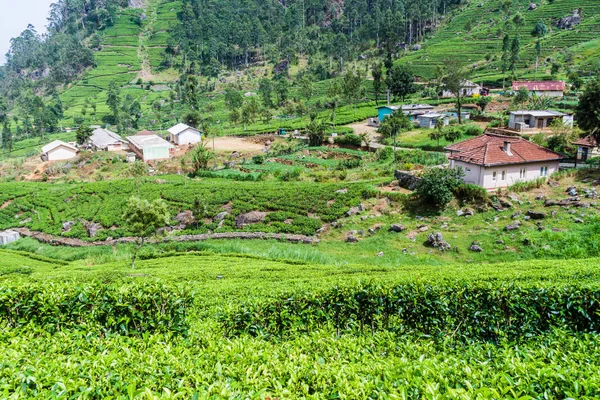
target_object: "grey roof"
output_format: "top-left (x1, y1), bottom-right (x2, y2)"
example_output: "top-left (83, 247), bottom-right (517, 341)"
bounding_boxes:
top-left (90, 128), bottom-right (127, 149)
top-left (41, 140), bottom-right (78, 154)
top-left (402, 104), bottom-right (434, 111)
top-left (126, 134), bottom-right (174, 150)
top-left (511, 110), bottom-right (567, 117)
top-left (376, 105), bottom-right (400, 110)
top-left (418, 113), bottom-right (446, 119)
top-left (167, 123), bottom-right (201, 136)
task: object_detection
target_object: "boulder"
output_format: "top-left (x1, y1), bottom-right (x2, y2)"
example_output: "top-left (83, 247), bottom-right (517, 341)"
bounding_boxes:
top-left (175, 210), bottom-right (194, 226)
top-left (505, 221), bottom-right (521, 231)
top-left (346, 206), bottom-right (362, 216)
top-left (428, 232), bottom-right (451, 251)
top-left (554, 10), bottom-right (582, 29)
top-left (346, 235), bottom-right (359, 243)
top-left (377, 252), bottom-right (384, 257)
top-left (574, 218), bottom-right (584, 223)
top-left (417, 225), bottom-right (429, 232)
top-left (335, 188), bottom-right (348, 194)
top-left (85, 222), bottom-right (102, 238)
top-left (394, 171), bottom-right (421, 190)
top-left (214, 211), bottom-right (229, 222)
top-left (389, 224), bottom-right (406, 233)
top-left (526, 210), bottom-right (547, 220)
top-left (235, 211), bottom-right (269, 228)
top-left (463, 208), bottom-right (475, 217)
top-left (469, 243), bottom-right (483, 252)
top-left (528, 2), bottom-right (536, 11)
top-left (62, 221), bottom-right (75, 232)
top-left (566, 186), bottom-right (578, 197)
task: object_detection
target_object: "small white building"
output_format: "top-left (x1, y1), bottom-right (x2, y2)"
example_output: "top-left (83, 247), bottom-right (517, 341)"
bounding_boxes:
top-left (0, 230), bottom-right (20, 245)
top-left (127, 131), bottom-right (174, 162)
top-left (440, 80), bottom-right (482, 98)
top-left (41, 140), bottom-right (78, 162)
top-left (167, 123), bottom-right (202, 146)
top-left (90, 128), bottom-right (129, 151)
top-left (417, 113), bottom-right (450, 129)
top-left (445, 133), bottom-right (563, 190)
top-left (508, 111), bottom-right (573, 130)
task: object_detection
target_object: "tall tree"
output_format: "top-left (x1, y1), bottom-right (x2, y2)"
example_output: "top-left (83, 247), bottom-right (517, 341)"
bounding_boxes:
top-left (442, 60), bottom-right (470, 124)
top-left (122, 197), bottom-right (171, 269)
top-left (75, 124), bottom-right (93, 145)
top-left (372, 62), bottom-right (384, 106)
top-left (509, 35), bottom-right (521, 80)
top-left (387, 65), bottom-right (416, 102)
top-left (106, 80), bottom-right (121, 127)
top-left (575, 78), bottom-right (600, 137)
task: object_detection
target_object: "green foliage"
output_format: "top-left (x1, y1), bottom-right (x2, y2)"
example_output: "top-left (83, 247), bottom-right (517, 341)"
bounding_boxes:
top-left (0, 282), bottom-right (190, 336)
top-left (223, 281), bottom-right (600, 342)
top-left (386, 64), bottom-right (416, 101)
top-left (452, 183), bottom-right (488, 206)
top-left (509, 177), bottom-right (547, 193)
top-left (377, 110), bottom-right (412, 139)
top-left (191, 143), bottom-right (215, 173)
top-left (415, 167), bottom-right (465, 208)
top-left (252, 154), bottom-right (265, 164)
top-left (334, 133), bottom-right (362, 148)
top-left (75, 124), bottom-right (93, 145)
top-left (576, 78), bottom-right (600, 134)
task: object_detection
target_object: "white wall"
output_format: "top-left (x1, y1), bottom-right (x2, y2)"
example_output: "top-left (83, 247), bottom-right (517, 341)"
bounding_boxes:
top-left (47, 146), bottom-right (77, 161)
top-left (454, 160), bottom-right (560, 190)
top-left (175, 129), bottom-right (202, 145)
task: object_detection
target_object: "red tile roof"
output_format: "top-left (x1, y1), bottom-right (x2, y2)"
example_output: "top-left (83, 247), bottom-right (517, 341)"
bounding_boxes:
top-left (572, 135), bottom-right (600, 147)
top-left (512, 81), bottom-right (566, 92)
top-left (445, 133), bottom-right (563, 166)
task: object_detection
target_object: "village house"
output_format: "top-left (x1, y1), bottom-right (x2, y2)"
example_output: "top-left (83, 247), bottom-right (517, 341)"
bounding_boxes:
top-left (41, 140), bottom-right (78, 162)
top-left (417, 113), bottom-right (450, 129)
top-left (126, 130), bottom-right (174, 162)
top-left (512, 81), bottom-right (566, 98)
top-left (573, 136), bottom-right (600, 162)
top-left (445, 133), bottom-right (563, 190)
top-left (374, 104), bottom-right (435, 125)
top-left (167, 123), bottom-right (202, 146)
top-left (508, 110), bottom-right (573, 130)
top-left (90, 128), bottom-right (128, 151)
top-left (440, 80), bottom-right (482, 98)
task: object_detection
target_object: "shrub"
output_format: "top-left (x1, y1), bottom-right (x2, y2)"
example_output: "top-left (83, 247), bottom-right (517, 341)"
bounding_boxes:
top-left (453, 183), bottom-right (488, 205)
top-left (509, 177), bottom-right (547, 193)
top-left (463, 124), bottom-right (483, 136)
top-left (334, 134), bottom-right (362, 148)
top-left (252, 155), bottom-right (265, 164)
top-left (415, 167), bottom-right (465, 208)
top-left (376, 146), bottom-right (394, 161)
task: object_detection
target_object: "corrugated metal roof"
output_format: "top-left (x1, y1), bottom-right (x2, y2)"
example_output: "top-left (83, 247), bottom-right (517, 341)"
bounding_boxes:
top-left (512, 81), bottom-right (566, 91)
top-left (90, 128), bottom-right (126, 149)
top-left (127, 134), bottom-right (174, 149)
top-left (42, 140), bottom-right (78, 154)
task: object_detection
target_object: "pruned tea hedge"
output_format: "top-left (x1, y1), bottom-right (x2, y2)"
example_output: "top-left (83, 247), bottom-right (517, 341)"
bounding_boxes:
top-left (0, 283), bottom-right (190, 336)
top-left (222, 282), bottom-right (600, 342)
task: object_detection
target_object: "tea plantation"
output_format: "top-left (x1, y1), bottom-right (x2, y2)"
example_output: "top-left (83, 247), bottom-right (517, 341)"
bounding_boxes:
top-left (2, 250), bottom-right (600, 398)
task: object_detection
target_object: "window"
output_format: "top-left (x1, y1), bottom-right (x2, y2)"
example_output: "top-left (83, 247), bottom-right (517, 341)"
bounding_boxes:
top-left (540, 166), bottom-right (548, 177)
top-left (520, 168), bottom-right (526, 179)
top-left (501, 171), bottom-right (507, 181)
top-left (492, 171), bottom-right (497, 181)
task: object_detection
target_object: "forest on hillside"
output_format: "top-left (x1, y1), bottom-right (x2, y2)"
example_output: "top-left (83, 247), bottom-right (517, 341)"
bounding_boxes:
top-left (0, 0), bottom-right (463, 102)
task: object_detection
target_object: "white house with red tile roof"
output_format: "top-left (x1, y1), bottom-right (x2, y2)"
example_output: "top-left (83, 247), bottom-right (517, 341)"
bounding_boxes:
top-left (445, 133), bottom-right (563, 190)
top-left (512, 81), bottom-right (566, 98)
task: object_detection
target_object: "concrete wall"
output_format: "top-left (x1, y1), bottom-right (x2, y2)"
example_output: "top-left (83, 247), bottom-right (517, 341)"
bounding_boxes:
top-left (453, 160), bottom-right (560, 190)
top-left (143, 146), bottom-right (171, 161)
top-left (532, 90), bottom-right (563, 98)
top-left (47, 146), bottom-right (77, 161)
top-left (175, 129), bottom-right (202, 145)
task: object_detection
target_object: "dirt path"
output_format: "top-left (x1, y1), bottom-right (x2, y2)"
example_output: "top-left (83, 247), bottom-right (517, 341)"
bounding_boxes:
top-left (211, 137), bottom-right (266, 152)
top-left (13, 227), bottom-right (319, 247)
top-left (137, 0), bottom-right (156, 80)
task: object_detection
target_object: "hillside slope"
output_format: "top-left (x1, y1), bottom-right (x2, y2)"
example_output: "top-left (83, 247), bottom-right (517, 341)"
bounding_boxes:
top-left (398, 0), bottom-right (600, 83)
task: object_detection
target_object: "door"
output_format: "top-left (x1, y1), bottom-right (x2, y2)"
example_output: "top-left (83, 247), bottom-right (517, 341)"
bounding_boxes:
top-left (582, 147), bottom-right (589, 161)
top-left (537, 118), bottom-right (544, 129)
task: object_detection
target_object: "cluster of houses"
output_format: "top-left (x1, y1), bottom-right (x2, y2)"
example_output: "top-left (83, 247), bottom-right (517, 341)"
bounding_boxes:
top-left (40, 123), bottom-right (202, 163)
